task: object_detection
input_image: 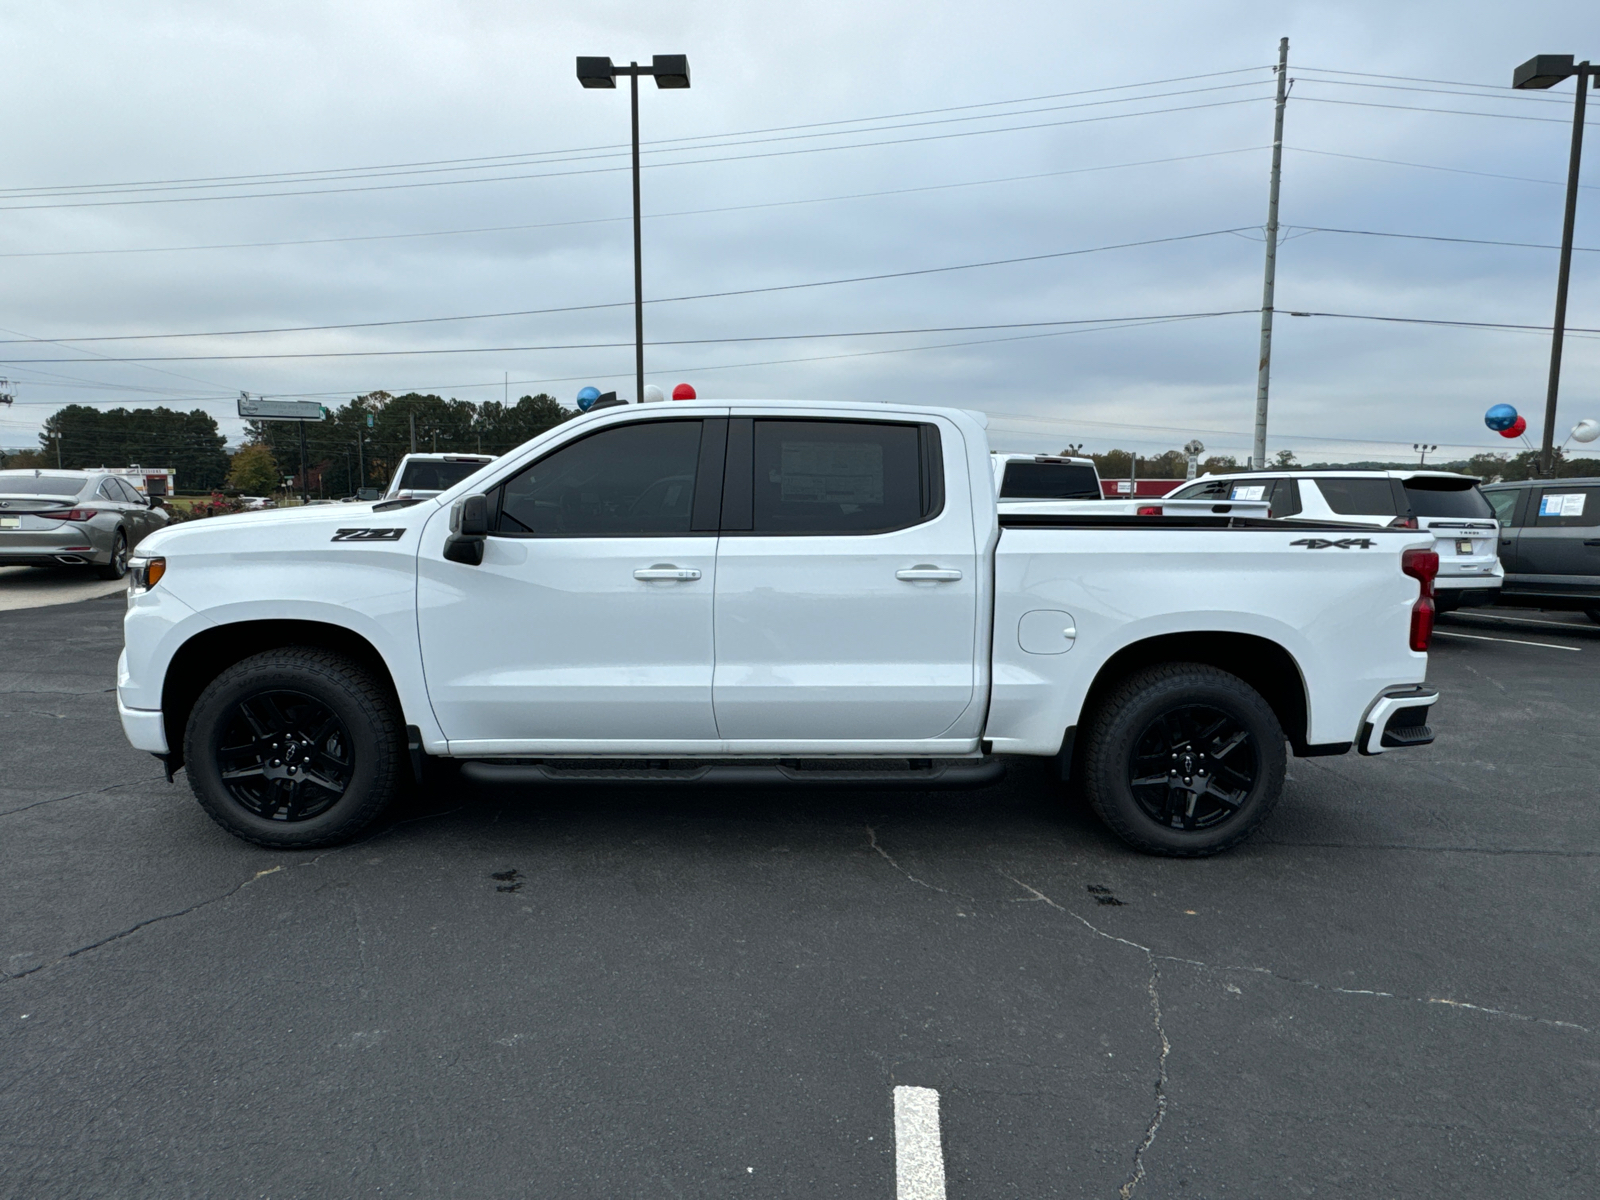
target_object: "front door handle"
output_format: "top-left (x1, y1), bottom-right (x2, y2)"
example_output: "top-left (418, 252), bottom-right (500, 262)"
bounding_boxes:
top-left (896, 566), bottom-right (963, 582)
top-left (634, 565), bottom-right (701, 581)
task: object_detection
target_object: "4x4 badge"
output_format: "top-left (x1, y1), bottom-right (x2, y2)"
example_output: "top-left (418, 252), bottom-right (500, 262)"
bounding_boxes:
top-left (1291, 537), bottom-right (1375, 549)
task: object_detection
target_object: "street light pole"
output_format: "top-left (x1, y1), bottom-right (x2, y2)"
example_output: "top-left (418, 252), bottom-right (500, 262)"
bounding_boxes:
top-left (1514, 54), bottom-right (1593, 477)
top-left (578, 54), bottom-right (691, 404)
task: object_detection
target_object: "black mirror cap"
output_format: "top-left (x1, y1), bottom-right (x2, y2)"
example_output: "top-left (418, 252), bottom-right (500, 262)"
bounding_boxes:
top-left (652, 54), bottom-right (690, 88)
top-left (577, 56), bottom-right (618, 88)
top-left (1513, 54), bottom-right (1575, 89)
top-left (452, 493), bottom-right (489, 537)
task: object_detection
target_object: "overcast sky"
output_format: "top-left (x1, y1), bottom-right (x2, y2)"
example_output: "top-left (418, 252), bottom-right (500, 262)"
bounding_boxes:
top-left (0, 0), bottom-right (1595, 465)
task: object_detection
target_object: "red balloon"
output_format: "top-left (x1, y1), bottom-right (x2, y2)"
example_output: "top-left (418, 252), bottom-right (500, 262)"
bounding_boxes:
top-left (1499, 415), bottom-right (1527, 439)
top-left (672, 383), bottom-right (697, 400)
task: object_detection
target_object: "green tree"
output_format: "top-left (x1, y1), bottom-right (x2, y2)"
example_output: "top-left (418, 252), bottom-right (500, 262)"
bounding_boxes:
top-left (1200, 455), bottom-right (1239, 474)
top-left (228, 443), bottom-right (279, 494)
top-left (1271, 449), bottom-right (1299, 469)
top-left (39, 405), bottom-right (230, 489)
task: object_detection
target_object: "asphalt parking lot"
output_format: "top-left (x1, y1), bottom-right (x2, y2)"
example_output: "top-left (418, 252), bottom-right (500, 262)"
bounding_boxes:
top-left (2, 592), bottom-right (1596, 1199)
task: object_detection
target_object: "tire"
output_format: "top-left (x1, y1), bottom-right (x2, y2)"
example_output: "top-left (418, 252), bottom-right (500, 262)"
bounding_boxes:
top-left (1080, 663), bottom-right (1286, 857)
top-left (95, 530), bottom-right (129, 580)
top-left (184, 647), bottom-right (403, 848)
top-left (1586, 609), bottom-right (1600, 626)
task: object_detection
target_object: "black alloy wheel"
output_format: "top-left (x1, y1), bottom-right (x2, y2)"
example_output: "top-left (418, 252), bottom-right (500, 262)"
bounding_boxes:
top-left (216, 689), bottom-right (354, 822)
top-left (1080, 663), bottom-right (1286, 857)
top-left (1127, 704), bottom-right (1258, 832)
top-left (185, 647), bottom-right (403, 848)
top-left (96, 529), bottom-right (129, 580)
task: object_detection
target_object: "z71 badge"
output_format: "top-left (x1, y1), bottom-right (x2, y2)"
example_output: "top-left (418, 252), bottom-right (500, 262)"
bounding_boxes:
top-left (331, 528), bottom-right (406, 542)
top-left (1290, 537), bottom-right (1375, 549)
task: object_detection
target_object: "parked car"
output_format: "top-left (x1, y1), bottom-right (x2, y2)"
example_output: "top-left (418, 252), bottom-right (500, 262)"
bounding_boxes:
top-left (0, 468), bottom-right (168, 579)
top-left (1167, 470), bottom-right (1502, 611)
top-left (383, 453), bottom-right (496, 502)
top-left (120, 401), bottom-right (1440, 859)
top-left (1480, 477), bottom-right (1600, 622)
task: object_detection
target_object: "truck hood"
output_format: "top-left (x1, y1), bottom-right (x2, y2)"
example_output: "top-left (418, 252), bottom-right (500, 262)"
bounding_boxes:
top-left (138, 499), bottom-right (438, 558)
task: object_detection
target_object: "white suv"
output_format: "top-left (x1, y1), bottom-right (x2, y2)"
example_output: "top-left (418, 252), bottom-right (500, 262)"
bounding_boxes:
top-left (1167, 470), bottom-right (1503, 611)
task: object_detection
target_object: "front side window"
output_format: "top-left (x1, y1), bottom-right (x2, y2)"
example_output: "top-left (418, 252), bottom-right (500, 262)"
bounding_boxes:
top-left (1484, 490), bottom-right (1517, 525)
top-left (1533, 487), bottom-right (1600, 528)
top-left (496, 420), bottom-right (702, 536)
top-left (1313, 478), bottom-right (1399, 516)
top-left (750, 420), bottom-right (927, 535)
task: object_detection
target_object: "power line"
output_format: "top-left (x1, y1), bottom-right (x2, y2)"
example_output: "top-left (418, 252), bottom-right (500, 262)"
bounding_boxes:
top-left (0, 66), bottom-right (1273, 198)
top-left (1287, 225), bottom-right (1600, 253)
top-left (1287, 145), bottom-right (1600, 191)
top-left (1284, 310), bottom-right (1600, 336)
top-left (1291, 75), bottom-right (1573, 107)
top-left (0, 95), bottom-right (1273, 212)
top-left (0, 147), bottom-right (1270, 261)
top-left (0, 228), bottom-right (1252, 346)
top-left (1292, 93), bottom-right (1600, 129)
top-left (0, 309), bottom-right (1257, 365)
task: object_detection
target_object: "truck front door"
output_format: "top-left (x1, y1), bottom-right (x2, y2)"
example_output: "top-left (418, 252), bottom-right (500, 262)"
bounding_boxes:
top-left (417, 418), bottom-right (724, 749)
top-left (711, 417), bottom-right (980, 743)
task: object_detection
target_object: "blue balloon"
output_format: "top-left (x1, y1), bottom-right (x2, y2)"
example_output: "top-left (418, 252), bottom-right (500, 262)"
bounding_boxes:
top-left (1485, 403), bottom-right (1518, 432)
top-left (576, 385), bottom-right (601, 412)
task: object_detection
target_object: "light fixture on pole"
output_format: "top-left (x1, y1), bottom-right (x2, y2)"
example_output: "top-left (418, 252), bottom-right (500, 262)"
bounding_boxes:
top-left (578, 54), bottom-right (691, 408)
top-left (1413, 443), bottom-right (1438, 466)
top-left (1513, 53), bottom-right (1593, 477)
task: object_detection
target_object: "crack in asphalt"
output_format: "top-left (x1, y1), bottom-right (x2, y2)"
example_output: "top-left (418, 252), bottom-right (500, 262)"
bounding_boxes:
top-left (0, 774), bottom-right (171, 819)
top-left (865, 824), bottom-right (950, 893)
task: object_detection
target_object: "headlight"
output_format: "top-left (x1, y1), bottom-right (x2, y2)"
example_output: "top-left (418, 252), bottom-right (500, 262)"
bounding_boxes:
top-left (127, 555), bottom-right (166, 596)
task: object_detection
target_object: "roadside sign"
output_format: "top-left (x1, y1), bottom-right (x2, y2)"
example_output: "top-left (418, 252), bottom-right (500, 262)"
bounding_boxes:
top-left (239, 396), bottom-right (326, 421)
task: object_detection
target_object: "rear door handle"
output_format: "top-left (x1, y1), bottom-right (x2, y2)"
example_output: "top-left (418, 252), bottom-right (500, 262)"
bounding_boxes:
top-left (634, 565), bottom-right (701, 581)
top-left (896, 566), bottom-right (963, 582)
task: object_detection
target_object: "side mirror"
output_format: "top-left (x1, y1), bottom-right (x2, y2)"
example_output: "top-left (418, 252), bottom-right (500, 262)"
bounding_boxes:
top-left (444, 494), bottom-right (489, 565)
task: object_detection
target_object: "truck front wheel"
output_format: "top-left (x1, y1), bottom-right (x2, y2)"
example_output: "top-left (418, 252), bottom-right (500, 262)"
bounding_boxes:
top-left (1080, 663), bottom-right (1286, 857)
top-left (184, 648), bottom-right (403, 849)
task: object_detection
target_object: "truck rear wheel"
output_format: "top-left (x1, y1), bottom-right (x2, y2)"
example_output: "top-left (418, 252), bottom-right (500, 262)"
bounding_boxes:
top-left (1080, 663), bottom-right (1285, 857)
top-left (184, 647), bottom-right (403, 849)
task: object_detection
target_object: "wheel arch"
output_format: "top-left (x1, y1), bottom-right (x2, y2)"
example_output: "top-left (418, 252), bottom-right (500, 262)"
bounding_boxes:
top-left (1079, 631), bottom-right (1319, 756)
top-left (161, 620), bottom-right (403, 773)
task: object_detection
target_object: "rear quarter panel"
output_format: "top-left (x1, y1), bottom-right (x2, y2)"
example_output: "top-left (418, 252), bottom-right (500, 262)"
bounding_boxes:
top-left (986, 526), bottom-right (1431, 754)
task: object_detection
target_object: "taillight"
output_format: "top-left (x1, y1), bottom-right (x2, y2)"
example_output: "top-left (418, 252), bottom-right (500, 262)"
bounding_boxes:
top-left (1136, 505), bottom-right (1163, 516)
top-left (1389, 515), bottom-right (1419, 530)
top-left (37, 508), bottom-right (99, 522)
top-left (1402, 548), bottom-right (1439, 651)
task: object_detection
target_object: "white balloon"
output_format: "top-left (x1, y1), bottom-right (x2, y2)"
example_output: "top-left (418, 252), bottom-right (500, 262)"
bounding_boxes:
top-left (1571, 418), bottom-right (1600, 444)
top-left (641, 384), bottom-right (665, 404)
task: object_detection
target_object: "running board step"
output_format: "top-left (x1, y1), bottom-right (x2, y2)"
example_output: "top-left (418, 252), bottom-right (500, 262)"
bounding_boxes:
top-left (460, 758), bottom-right (1005, 789)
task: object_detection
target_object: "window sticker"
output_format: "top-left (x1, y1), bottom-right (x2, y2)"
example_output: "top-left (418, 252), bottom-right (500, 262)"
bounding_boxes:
top-left (777, 441), bottom-right (884, 506)
top-left (1230, 484), bottom-right (1267, 501)
top-left (1540, 492), bottom-right (1587, 517)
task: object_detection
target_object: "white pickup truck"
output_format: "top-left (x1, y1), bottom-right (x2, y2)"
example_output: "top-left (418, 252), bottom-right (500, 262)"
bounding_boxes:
top-left (118, 400), bottom-right (1441, 857)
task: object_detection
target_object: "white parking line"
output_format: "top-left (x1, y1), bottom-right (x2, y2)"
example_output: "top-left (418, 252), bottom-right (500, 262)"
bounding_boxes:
top-left (1450, 612), bottom-right (1597, 631)
top-left (893, 1086), bottom-right (947, 1200)
top-left (1433, 630), bottom-right (1580, 652)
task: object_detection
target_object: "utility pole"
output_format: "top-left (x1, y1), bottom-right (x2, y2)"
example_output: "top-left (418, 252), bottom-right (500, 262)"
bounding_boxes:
top-left (409, 411), bottom-right (417, 454)
top-left (297, 420), bottom-right (309, 506)
top-left (1253, 36), bottom-right (1290, 472)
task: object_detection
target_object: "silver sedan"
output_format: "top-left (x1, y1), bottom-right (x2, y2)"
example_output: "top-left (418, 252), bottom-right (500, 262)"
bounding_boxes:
top-left (0, 470), bottom-right (169, 579)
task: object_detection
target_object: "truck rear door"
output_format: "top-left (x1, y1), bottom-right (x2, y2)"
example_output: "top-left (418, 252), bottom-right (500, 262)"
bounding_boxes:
top-left (711, 417), bottom-right (979, 742)
top-left (1518, 485), bottom-right (1600, 592)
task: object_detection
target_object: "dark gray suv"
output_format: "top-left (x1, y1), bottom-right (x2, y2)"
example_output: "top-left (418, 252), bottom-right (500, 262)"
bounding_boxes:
top-left (1481, 477), bottom-right (1600, 621)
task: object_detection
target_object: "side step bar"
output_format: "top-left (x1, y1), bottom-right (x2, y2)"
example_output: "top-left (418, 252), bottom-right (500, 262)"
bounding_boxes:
top-left (460, 758), bottom-right (1006, 790)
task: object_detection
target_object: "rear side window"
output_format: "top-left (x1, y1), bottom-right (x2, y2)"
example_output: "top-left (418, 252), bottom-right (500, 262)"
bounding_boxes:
top-left (1268, 478), bottom-right (1302, 517)
top-left (496, 420), bottom-right (703, 536)
top-left (95, 478), bottom-right (122, 501)
top-left (1169, 479), bottom-right (1232, 501)
top-left (1312, 478), bottom-right (1399, 516)
top-left (999, 461), bottom-right (1100, 500)
top-left (1404, 479), bottom-right (1493, 518)
top-left (1533, 487), bottom-right (1600, 528)
top-left (747, 419), bottom-right (932, 535)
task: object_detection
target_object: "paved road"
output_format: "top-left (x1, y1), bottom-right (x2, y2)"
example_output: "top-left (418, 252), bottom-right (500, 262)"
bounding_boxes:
top-left (2, 598), bottom-right (1595, 1198)
top-left (0, 565), bottom-right (125, 611)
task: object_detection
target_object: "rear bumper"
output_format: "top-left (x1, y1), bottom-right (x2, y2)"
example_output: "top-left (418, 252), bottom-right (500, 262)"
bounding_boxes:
top-left (117, 695), bottom-right (169, 754)
top-left (0, 549), bottom-right (107, 567)
top-left (1358, 685), bottom-right (1439, 755)
top-left (1434, 585), bottom-right (1500, 609)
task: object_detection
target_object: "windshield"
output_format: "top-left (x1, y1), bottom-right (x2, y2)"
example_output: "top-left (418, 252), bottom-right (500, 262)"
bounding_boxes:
top-left (1404, 478), bottom-right (1493, 518)
top-left (396, 460), bottom-right (487, 493)
top-left (999, 462), bottom-right (1101, 500)
top-left (0, 472), bottom-right (86, 498)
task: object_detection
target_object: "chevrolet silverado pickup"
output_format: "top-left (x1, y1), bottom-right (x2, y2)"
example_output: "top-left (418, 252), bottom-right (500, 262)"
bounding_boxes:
top-left (118, 400), bottom-right (1441, 856)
